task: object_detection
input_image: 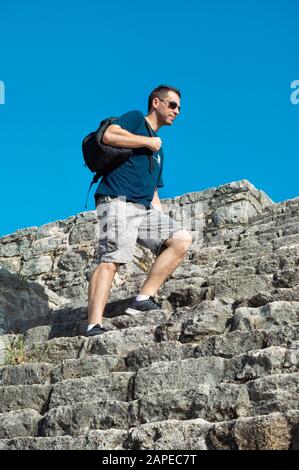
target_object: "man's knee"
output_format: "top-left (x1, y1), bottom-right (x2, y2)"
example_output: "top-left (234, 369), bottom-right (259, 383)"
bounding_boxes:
top-left (165, 230), bottom-right (193, 255)
top-left (100, 261), bottom-right (121, 273)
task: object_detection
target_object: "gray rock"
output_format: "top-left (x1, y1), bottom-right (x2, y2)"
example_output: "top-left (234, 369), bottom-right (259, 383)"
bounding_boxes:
top-left (40, 399), bottom-right (133, 436)
top-left (134, 357), bottom-right (226, 399)
top-left (0, 429), bottom-right (127, 450)
top-left (88, 326), bottom-right (157, 356)
top-left (25, 336), bottom-right (88, 364)
top-left (0, 362), bottom-right (53, 385)
top-left (124, 418), bottom-right (212, 450)
top-left (207, 412), bottom-right (290, 450)
top-left (0, 409), bottom-right (42, 439)
top-left (212, 200), bottom-right (258, 226)
top-left (247, 372), bottom-right (299, 415)
top-left (49, 372), bottom-right (135, 408)
top-left (224, 347), bottom-right (290, 382)
top-left (0, 384), bottom-right (51, 413)
top-left (20, 256), bottom-right (53, 276)
top-left (50, 355), bottom-right (126, 383)
top-left (232, 301), bottom-right (299, 331)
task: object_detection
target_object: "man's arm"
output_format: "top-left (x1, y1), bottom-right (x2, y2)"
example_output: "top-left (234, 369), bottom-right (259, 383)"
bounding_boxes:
top-left (102, 124), bottom-right (161, 152)
top-left (152, 188), bottom-right (163, 212)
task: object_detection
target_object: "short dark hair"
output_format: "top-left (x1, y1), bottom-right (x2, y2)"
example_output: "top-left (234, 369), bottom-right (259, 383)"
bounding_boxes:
top-left (148, 84), bottom-right (181, 112)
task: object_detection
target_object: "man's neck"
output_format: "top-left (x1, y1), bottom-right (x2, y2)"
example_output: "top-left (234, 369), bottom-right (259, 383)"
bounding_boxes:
top-left (145, 112), bottom-right (162, 132)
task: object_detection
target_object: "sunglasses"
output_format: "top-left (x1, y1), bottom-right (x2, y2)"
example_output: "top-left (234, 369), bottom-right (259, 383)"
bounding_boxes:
top-left (158, 98), bottom-right (181, 113)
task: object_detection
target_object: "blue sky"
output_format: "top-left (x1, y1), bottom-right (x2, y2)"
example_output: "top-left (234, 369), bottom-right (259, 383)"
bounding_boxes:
top-left (0, 0), bottom-right (298, 237)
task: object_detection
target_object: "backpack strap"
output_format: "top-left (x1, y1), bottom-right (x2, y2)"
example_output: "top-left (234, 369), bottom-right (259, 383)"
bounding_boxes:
top-left (144, 118), bottom-right (155, 172)
top-left (84, 173), bottom-right (101, 209)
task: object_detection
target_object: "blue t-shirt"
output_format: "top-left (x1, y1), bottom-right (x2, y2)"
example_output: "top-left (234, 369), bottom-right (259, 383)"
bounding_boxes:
top-left (94, 110), bottom-right (164, 208)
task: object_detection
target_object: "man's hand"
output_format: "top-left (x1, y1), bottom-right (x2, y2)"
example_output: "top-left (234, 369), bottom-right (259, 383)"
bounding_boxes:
top-left (146, 137), bottom-right (162, 152)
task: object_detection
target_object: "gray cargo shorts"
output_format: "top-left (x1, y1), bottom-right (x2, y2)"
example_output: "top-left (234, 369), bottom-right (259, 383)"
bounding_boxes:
top-left (96, 196), bottom-right (183, 264)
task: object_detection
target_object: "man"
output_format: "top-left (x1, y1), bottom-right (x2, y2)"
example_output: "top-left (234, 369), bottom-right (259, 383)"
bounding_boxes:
top-left (87, 85), bottom-right (192, 336)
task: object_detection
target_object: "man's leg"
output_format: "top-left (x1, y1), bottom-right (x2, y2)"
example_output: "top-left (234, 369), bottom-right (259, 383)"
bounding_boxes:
top-left (139, 230), bottom-right (192, 296)
top-left (88, 261), bottom-right (120, 326)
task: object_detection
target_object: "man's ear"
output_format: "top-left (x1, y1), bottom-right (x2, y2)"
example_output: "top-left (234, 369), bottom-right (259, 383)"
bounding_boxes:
top-left (152, 97), bottom-right (160, 109)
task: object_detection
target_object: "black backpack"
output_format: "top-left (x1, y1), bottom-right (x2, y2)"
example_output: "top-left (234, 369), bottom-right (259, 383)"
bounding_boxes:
top-left (82, 117), bottom-right (135, 177)
top-left (82, 116), bottom-right (155, 208)
top-left (82, 117), bottom-right (134, 207)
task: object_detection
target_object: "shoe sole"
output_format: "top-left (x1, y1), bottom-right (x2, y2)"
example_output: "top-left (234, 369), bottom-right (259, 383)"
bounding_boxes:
top-left (125, 307), bottom-right (161, 316)
top-left (125, 308), bottom-right (143, 315)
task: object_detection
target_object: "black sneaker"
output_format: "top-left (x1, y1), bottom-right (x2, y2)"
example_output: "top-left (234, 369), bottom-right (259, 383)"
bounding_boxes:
top-left (86, 325), bottom-right (107, 337)
top-left (125, 296), bottom-right (161, 315)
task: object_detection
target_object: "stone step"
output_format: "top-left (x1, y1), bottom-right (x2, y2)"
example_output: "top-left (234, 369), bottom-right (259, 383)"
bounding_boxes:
top-left (50, 355), bottom-right (126, 383)
top-left (49, 372), bottom-right (135, 409)
top-left (125, 410), bottom-right (299, 450)
top-left (224, 346), bottom-right (299, 382)
top-left (155, 300), bottom-right (233, 343)
top-left (133, 357), bottom-right (227, 400)
top-left (203, 214), bottom-right (299, 249)
top-left (0, 409), bottom-right (42, 439)
top-left (39, 399), bottom-right (134, 437)
top-left (0, 355), bottom-right (126, 386)
top-left (20, 304), bottom-right (170, 344)
top-left (86, 325), bottom-right (158, 356)
top-left (247, 372), bottom-right (299, 416)
top-left (0, 384), bottom-right (51, 414)
top-left (207, 273), bottom-right (274, 302)
top-left (131, 372), bottom-right (299, 427)
top-left (265, 323), bottom-right (299, 348)
top-left (231, 301), bottom-right (299, 332)
top-left (24, 336), bottom-right (88, 364)
top-left (0, 429), bottom-right (127, 450)
top-left (19, 325), bottom-right (157, 365)
top-left (246, 216), bottom-right (299, 234)
top-left (1, 410), bottom-right (297, 449)
top-left (125, 341), bottom-right (187, 371)
top-left (202, 213), bottom-right (299, 252)
top-left (0, 362), bottom-right (53, 386)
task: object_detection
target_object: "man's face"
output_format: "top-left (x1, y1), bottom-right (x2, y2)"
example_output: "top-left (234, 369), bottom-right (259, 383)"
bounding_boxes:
top-left (154, 91), bottom-right (181, 126)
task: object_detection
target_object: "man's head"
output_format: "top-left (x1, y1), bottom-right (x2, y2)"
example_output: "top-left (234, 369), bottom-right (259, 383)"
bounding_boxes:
top-left (148, 84), bottom-right (181, 126)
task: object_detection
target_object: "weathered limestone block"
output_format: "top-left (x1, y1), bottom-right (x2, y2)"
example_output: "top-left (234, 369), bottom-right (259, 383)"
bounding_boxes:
top-left (20, 256), bottom-right (53, 276)
top-left (68, 220), bottom-right (98, 245)
top-left (224, 347), bottom-right (290, 382)
top-left (24, 336), bottom-right (88, 364)
top-left (49, 372), bottom-right (135, 408)
top-left (232, 301), bottom-right (299, 332)
top-left (134, 357), bottom-right (226, 399)
top-left (0, 429), bottom-right (127, 450)
top-left (40, 399), bottom-right (133, 437)
top-left (88, 326), bottom-right (157, 356)
top-left (212, 200), bottom-right (259, 226)
top-left (0, 362), bottom-right (53, 386)
top-left (125, 341), bottom-right (186, 371)
top-left (183, 330), bottom-right (267, 359)
top-left (247, 372), bottom-right (299, 415)
top-left (0, 384), bottom-right (51, 413)
top-left (207, 413), bottom-right (290, 450)
top-left (205, 383), bottom-right (251, 421)
top-left (50, 355), bottom-right (126, 383)
top-left (124, 418), bottom-right (212, 450)
top-left (0, 409), bottom-right (42, 439)
top-left (0, 269), bottom-right (67, 334)
top-left (132, 386), bottom-right (211, 425)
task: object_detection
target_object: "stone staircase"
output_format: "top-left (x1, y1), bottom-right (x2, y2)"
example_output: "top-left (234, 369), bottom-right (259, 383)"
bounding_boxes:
top-left (0, 180), bottom-right (298, 449)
